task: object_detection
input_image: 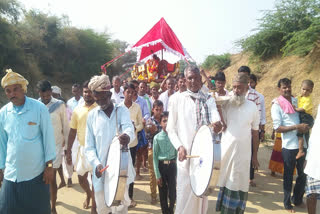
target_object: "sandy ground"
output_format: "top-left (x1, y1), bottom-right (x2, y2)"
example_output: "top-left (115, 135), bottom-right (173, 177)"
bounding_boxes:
top-left (55, 143), bottom-right (311, 214)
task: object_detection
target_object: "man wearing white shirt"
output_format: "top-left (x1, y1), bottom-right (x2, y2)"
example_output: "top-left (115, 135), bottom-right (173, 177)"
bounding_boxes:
top-left (249, 74), bottom-right (266, 140)
top-left (37, 80), bottom-right (69, 214)
top-left (304, 104), bottom-right (320, 214)
top-left (67, 83), bottom-right (84, 112)
top-left (159, 78), bottom-right (175, 111)
top-left (85, 74), bottom-right (135, 214)
top-left (167, 65), bottom-right (221, 214)
top-left (111, 76), bottom-right (124, 104)
top-left (216, 73), bottom-right (260, 214)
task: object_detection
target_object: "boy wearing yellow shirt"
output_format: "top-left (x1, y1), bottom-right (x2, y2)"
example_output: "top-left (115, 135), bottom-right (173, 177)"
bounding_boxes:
top-left (295, 80), bottom-right (314, 159)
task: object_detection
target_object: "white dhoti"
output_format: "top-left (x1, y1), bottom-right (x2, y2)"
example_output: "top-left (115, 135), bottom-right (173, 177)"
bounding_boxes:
top-left (95, 185), bottom-right (130, 214)
top-left (75, 143), bottom-right (92, 176)
top-left (175, 159), bottom-right (208, 214)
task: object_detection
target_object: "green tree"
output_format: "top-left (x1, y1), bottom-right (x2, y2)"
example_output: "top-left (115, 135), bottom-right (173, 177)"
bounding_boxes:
top-left (238, 0), bottom-right (320, 59)
top-left (202, 53), bottom-right (231, 71)
top-left (107, 40), bottom-right (137, 80)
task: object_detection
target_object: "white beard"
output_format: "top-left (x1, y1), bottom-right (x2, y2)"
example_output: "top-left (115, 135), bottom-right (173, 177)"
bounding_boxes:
top-left (229, 94), bottom-right (246, 106)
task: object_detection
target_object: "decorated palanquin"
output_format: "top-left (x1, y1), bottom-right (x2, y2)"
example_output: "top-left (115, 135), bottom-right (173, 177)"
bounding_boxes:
top-left (131, 60), bottom-right (180, 82)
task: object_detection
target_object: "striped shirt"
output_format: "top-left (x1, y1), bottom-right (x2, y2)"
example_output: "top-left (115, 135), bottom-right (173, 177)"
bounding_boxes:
top-left (246, 88), bottom-right (262, 123)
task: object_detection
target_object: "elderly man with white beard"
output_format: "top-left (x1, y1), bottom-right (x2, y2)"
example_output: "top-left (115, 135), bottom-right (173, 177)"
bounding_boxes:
top-left (167, 65), bottom-right (222, 214)
top-left (216, 73), bottom-right (260, 214)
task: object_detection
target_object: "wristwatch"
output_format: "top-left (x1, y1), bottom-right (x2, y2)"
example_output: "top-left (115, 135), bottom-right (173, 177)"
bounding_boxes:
top-left (47, 163), bottom-right (53, 168)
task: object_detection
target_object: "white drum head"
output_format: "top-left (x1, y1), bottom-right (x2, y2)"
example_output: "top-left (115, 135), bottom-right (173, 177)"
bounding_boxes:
top-left (104, 137), bottom-right (121, 207)
top-left (190, 125), bottom-right (214, 197)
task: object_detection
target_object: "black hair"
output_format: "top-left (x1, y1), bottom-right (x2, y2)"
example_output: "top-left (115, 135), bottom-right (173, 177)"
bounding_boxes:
top-left (139, 81), bottom-right (147, 87)
top-left (176, 73), bottom-right (185, 80)
top-left (166, 77), bottom-right (175, 84)
top-left (153, 100), bottom-right (164, 108)
top-left (123, 83), bottom-right (136, 92)
top-left (72, 83), bottom-right (81, 88)
top-left (160, 111), bottom-right (169, 122)
top-left (82, 80), bottom-right (90, 88)
top-left (238, 66), bottom-right (251, 75)
top-left (277, 78), bottom-right (291, 88)
top-left (37, 80), bottom-right (52, 92)
top-left (214, 71), bottom-right (226, 82)
top-left (130, 80), bottom-right (139, 86)
top-left (249, 74), bottom-right (257, 83)
top-left (302, 79), bottom-right (314, 89)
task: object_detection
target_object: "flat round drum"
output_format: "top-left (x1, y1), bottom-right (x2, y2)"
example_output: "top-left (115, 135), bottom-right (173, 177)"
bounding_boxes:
top-left (104, 137), bottom-right (121, 207)
top-left (189, 125), bottom-right (214, 197)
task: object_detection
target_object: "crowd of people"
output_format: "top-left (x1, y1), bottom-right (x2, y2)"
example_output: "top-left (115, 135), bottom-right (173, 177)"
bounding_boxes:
top-left (0, 64), bottom-right (319, 214)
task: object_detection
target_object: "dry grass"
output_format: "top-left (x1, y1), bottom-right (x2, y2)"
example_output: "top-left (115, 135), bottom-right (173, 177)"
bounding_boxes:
top-left (206, 48), bottom-right (320, 135)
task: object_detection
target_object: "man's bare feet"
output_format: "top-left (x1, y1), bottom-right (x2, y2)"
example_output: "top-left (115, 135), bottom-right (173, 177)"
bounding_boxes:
top-left (83, 195), bottom-right (91, 209)
top-left (136, 174), bottom-right (143, 180)
top-left (128, 199), bottom-right (137, 208)
top-left (151, 197), bottom-right (157, 205)
top-left (51, 207), bottom-right (57, 214)
top-left (67, 178), bottom-right (72, 187)
top-left (91, 207), bottom-right (98, 214)
top-left (249, 180), bottom-right (257, 187)
top-left (58, 181), bottom-right (66, 189)
top-left (296, 151), bottom-right (305, 159)
top-left (285, 208), bottom-right (295, 213)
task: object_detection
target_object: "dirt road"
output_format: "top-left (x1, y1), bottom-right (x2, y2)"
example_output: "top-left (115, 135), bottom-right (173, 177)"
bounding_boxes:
top-left (56, 144), bottom-right (309, 214)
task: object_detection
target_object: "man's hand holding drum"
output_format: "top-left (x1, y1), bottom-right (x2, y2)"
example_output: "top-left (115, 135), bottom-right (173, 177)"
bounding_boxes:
top-left (178, 146), bottom-right (187, 161)
top-left (212, 121), bottom-right (222, 133)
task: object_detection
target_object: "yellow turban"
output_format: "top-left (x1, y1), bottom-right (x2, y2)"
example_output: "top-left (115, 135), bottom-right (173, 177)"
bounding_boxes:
top-left (1, 69), bottom-right (29, 92)
top-left (149, 81), bottom-right (160, 89)
top-left (88, 74), bottom-right (111, 92)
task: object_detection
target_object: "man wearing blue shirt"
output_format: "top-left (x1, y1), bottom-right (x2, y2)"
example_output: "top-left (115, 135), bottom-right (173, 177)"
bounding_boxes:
top-left (271, 78), bottom-right (309, 213)
top-left (0, 69), bottom-right (56, 214)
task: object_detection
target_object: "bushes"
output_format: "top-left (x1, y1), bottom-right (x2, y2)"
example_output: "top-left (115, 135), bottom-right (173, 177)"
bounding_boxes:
top-left (238, 0), bottom-right (320, 60)
top-left (202, 53), bottom-right (231, 71)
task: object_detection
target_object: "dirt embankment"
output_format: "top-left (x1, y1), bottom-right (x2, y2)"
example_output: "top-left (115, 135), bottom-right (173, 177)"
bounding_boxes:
top-left (207, 48), bottom-right (320, 135)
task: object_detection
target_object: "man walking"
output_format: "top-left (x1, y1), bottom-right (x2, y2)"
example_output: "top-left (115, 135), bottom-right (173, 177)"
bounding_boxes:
top-left (271, 78), bottom-right (309, 213)
top-left (85, 74), bottom-right (135, 214)
top-left (0, 69), bottom-right (56, 214)
top-left (66, 80), bottom-right (98, 213)
top-left (167, 65), bottom-right (221, 214)
top-left (216, 73), bottom-right (260, 214)
top-left (37, 80), bottom-right (70, 214)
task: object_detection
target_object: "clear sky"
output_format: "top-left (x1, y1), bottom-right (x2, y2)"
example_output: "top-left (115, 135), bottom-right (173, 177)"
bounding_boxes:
top-left (20, 0), bottom-right (276, 63)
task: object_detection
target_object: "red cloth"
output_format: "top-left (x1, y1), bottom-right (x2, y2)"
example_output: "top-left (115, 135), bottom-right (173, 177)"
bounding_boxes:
top-left (131, 18), bottom-right (186, 61)
top-left (167, 63), bottom-right (175, 72)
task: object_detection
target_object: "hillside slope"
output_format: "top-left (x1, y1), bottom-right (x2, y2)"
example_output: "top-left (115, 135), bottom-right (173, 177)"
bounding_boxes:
top-left (207, 48), bottom-right (320, 135)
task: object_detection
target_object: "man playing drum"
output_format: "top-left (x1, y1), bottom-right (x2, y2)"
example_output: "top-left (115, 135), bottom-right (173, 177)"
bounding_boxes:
top-left (85, 74), bottom-right (135, 214)
top-left (216, 73), bottom-right (260, 214)
top-left (167, 65), bottom-right (222, 214)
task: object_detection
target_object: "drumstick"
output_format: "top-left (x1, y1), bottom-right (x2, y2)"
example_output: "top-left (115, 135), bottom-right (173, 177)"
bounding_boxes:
top-left (100, 165), bottom-right (109, 173)
top-left (186, 155), bottom-right (200, 158)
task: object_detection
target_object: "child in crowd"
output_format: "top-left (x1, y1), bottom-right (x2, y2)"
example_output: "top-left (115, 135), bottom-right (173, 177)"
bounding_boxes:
top-left (294, 79), bottom-right (314, 159)
top-left (153, 112), bottom-right (177, 214)
top-left (145, 100), bottom-right (164, 204)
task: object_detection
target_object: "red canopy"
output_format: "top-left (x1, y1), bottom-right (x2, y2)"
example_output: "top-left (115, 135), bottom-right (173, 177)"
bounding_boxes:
top-left (127, 18), bottom-right (192, 62)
